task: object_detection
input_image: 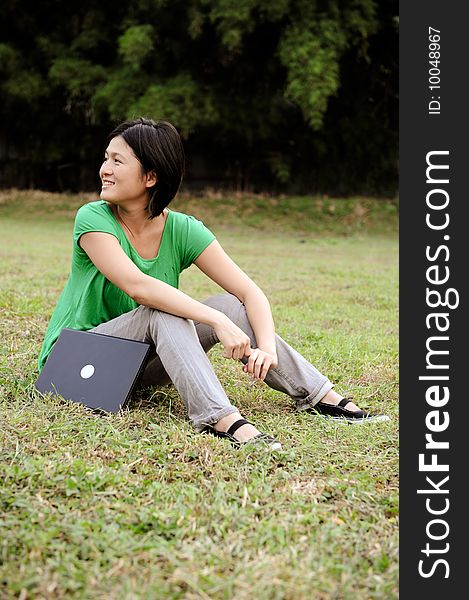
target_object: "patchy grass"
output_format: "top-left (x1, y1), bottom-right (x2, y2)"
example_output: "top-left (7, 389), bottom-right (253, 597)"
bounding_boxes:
top-left (0, 191), bottom-right (398, 599)
top-left (0, 189), bottom-right (398, 235)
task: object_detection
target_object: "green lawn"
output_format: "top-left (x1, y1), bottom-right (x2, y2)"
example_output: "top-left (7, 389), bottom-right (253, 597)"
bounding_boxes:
top-left (0, 191), bottom-right (399, 599)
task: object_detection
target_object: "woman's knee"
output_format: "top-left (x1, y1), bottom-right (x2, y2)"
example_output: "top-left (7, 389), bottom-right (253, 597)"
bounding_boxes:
top-left (203, 292), bottom-right (244, 317)
top-left (147, 306), bottom-right (196, 335)
top-left (207, 294), bottom-right (255, 340)
top-left (146, 306), bottom-right (182, 322)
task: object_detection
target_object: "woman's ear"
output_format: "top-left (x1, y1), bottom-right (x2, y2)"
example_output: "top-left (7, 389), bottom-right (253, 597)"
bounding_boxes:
top-left (145, 170), bottom-right (158, 188)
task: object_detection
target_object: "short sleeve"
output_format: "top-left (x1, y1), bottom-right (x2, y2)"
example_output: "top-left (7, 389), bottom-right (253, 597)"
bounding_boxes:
top-left (73, 201), bottom-right (119, 249)
top-left (180, 215), bottom-right (216, 270)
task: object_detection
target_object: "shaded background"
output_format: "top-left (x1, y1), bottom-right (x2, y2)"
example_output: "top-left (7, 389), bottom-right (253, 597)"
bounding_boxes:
top-left (0, 0), bottom-right (397, 196)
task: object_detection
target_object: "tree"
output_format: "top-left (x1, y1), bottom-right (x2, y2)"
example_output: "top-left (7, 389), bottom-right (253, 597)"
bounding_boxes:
top-left (0, 0), bottom-right (397, 194)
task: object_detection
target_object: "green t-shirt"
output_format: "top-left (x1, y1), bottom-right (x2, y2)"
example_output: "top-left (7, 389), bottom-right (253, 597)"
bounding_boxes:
top-left (38, 200), bottom-right (216, 370)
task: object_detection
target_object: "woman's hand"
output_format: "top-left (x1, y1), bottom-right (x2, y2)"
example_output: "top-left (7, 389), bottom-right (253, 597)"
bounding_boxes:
top-left (212, 313), bottom-right (277, 381)
top-left (213, 314), bottom-right (251, 360)
top-left (243, 348), bottom-right (278, 381)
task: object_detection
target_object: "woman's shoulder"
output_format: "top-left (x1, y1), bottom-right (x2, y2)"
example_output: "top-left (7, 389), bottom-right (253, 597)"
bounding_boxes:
top-left (76, 200), bottom-right (109, 218)
top-left (167, 208), bottom-right (196, 222)
top-left (167, 208), bottom-right (215, 254)
top-left (75, 200), bottom-right (116, 227)
top-left (73, 200), bottom-right (119, 240)
top-left (167, 208), bottom-right (209, 229)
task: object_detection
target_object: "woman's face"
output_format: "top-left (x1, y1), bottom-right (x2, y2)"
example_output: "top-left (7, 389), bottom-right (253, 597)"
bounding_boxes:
top-left (99, 136), bottom-right (156, 205)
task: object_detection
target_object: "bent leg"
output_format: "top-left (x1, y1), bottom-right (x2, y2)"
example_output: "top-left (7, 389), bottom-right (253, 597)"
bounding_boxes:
top-left (90, 306), bottom-right (238, 430)
top-left (196, 293), bottom-right (333, 409)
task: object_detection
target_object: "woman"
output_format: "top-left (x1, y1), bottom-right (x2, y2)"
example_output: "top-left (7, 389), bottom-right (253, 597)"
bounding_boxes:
top-left (38, 118), bottom-right (389, 450)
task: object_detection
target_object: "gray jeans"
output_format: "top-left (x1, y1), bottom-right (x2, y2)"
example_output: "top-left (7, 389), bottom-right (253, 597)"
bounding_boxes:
top-left (90, 293), bottom-right (333, 431)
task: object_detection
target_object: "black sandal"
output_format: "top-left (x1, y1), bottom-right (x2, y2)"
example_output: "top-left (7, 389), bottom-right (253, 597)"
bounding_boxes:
top-left (203, 418), bottom-right (282, 450)
top-left (312, 397), bottom-right (390, 424)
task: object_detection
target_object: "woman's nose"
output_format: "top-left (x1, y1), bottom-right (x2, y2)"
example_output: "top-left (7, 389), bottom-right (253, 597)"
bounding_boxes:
top-left (101, 160), bottom-right (113, 176)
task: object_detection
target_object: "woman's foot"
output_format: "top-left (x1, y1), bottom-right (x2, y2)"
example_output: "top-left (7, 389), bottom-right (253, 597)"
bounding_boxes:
top-left (208, 412), bottom-right (282, 449)
top-left (318, 390), bottom-right (361, 411)
top-left (214, 412), bottom-right (261, 442)
top-left (313, 390), bottom-right (390, 424)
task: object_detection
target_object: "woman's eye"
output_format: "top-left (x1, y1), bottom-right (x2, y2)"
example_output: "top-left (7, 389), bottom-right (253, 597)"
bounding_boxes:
top-left (114, 159), bottom-right (121, 164)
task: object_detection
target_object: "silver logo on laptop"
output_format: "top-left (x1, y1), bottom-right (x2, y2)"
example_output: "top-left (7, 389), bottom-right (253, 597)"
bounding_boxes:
top-left (80, 364), bottom-right (95, 379)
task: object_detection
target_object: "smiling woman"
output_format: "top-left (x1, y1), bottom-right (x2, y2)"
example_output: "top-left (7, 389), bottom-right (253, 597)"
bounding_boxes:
top-left (101, 139), bottom-right (156, 207)
top-left (38, 117), bottom-right (389, 450)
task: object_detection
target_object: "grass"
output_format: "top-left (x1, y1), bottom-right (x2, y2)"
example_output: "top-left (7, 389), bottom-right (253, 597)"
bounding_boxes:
top-left (0, 190), bottom-right (398, 599)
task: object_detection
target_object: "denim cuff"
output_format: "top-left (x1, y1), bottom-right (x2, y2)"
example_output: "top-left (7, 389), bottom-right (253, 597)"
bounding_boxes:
top-left (193, 406), bottom-right (239, 432)
top-left (295, 380), bottom-right (334, 411)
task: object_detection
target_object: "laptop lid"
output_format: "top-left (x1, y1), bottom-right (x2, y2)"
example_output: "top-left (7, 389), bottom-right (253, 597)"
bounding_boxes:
top-left (35, 328), bottom-right (151, 413)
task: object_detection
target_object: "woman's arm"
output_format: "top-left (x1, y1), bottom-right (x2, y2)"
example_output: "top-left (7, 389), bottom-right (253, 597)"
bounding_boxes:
top-left (194, 240), bottom-right (278, 377)
top-left (79, 232), bottom-right (252, 361)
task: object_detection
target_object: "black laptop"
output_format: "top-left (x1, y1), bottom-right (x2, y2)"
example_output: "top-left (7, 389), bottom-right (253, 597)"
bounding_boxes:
top-left (35, 328), bottom-right (151, 413)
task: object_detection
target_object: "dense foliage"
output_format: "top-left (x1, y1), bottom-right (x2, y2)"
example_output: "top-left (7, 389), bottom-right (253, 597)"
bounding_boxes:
top-left (0, 0), bottom-right (397, 194)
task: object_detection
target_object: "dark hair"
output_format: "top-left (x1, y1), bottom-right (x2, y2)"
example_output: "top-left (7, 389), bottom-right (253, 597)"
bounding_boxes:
top-left (108, 117), bottom-right (185, 218)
